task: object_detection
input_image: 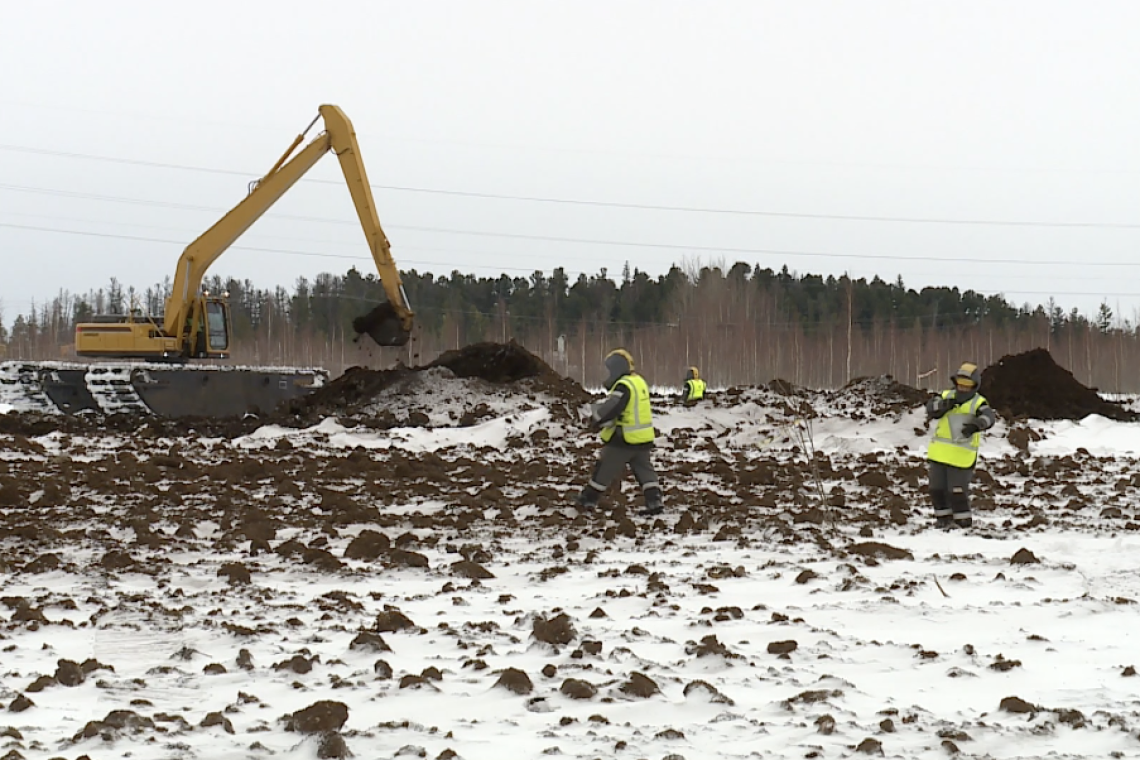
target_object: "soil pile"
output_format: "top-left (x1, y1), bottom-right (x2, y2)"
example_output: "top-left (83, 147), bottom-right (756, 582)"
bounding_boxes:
top-left (429, 341), bottom-right (546, 382)
top-left (843, 375), bottom-right (928, 407)
top-left (281, 340), bottom-right (588, 424)
top-left (981, 348), bottom-right (1136, 421)
top-left (830, 375), bottom-right (929, 416)
top-left (428, 340), bottom-right (589, 403)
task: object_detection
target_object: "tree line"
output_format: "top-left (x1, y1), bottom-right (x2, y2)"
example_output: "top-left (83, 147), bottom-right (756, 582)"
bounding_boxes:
top-left (2, 261), bottom-right (1137, 392)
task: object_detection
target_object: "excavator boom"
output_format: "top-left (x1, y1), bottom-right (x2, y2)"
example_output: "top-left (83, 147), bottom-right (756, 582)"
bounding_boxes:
top-left (165, 104), bottom-right (413, 348)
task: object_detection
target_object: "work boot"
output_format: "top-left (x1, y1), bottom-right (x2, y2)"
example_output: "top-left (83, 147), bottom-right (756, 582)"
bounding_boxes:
top-left (639, 487), bottom-right (664, 517)
top-left (930, 490), bottom-right (951, 531)
top-left (948, 490), bottom-right (972, 530)
top-left (576, 487), bottom-right (601, 512)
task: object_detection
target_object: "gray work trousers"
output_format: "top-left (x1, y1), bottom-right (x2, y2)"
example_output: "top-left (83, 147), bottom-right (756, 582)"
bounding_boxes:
top-left (928, 461), bottom-right (975, 524)
top-left (587, 443), bottom-right (659, 496)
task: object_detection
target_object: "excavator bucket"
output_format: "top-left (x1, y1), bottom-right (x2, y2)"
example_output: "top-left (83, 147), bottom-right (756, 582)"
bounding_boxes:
top-left (353, 302), bottom-right (411, 347)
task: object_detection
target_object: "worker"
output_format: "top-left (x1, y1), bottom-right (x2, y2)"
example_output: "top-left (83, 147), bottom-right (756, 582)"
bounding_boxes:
top-left (680, 366), bottom-right (707, 405)
top-left (925, 361), bottom-right (996, 529)
top-left (575, 348), bottom-right (665, 517)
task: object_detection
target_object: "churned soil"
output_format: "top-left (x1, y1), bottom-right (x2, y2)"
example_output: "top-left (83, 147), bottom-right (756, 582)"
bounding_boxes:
top-left (280, 340), bottom-right (589, 425)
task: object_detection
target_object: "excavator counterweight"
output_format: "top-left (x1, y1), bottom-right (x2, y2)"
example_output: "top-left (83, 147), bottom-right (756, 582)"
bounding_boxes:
top-left (2, 104), bottom-right (412, 418)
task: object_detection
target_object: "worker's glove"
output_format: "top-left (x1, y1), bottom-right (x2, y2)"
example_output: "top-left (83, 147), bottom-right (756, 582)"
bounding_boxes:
top-left (926, 397), bottom-right (949, 419)
top-left (960, 419), bottom-right (981, 437)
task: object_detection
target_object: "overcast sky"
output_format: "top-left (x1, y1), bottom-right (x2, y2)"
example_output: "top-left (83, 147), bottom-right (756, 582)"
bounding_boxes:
top-left (2, 0), bottom-right (1140, 329)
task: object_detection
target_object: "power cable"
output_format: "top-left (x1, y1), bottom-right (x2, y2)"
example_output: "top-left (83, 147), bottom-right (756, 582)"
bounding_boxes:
top-left (1, 187), bottom-right (1138, 269)
top-left (0, 221), bottom-right (577, 276)
top-left (3, 208), bottom-right (1128, 286)
top-left (3, 143), bottom-right (1140, 229)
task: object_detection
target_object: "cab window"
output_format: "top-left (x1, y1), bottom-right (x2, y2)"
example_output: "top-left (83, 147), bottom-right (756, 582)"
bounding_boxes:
top-left (205, 301), bottom-right (229, 351)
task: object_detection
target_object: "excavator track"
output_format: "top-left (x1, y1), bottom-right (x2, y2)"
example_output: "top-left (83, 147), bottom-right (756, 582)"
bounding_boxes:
top-left (0, 361), bottom-right (326, 418)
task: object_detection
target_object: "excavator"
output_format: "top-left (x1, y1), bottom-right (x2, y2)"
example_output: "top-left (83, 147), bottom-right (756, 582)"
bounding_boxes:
top-left (0, 105), bottom-right (414, 418)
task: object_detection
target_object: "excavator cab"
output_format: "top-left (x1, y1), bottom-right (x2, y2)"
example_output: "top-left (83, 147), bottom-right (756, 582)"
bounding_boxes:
top-left (189, 296), bottom-right (231, 358)
top-left (205, 299), bottom-right (230, 352)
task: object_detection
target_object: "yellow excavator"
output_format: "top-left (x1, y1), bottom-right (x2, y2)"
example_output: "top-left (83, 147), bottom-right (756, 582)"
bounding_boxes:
top-left (0, 105), bottom-right (413, 418)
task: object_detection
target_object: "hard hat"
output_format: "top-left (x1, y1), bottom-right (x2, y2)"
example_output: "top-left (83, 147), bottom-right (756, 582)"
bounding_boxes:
top-left (605, 348), bottom-right (635, 372)
top-left (951, 361), bottom-right (981, 389)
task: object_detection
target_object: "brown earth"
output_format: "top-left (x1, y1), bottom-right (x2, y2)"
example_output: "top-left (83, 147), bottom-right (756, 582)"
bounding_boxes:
top-left (280, 339), bottom-right (589, 426)
top-left (981, 348), bottom-right (1137, 422)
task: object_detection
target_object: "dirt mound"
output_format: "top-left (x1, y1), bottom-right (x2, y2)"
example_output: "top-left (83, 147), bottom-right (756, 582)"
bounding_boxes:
top-left (429, 340), bottom-right (589, 405)
top-left (827, 375), bottom-right (928, 416)
top-left (428, 341), bottom-right (546, 382)
top-left (841, 376), bottom-right (928, 407)
top-left (281, 365), bottom-right (415, 422)
top-left (767, 378), bottom-right (805, 396)
top-left (981, 348), bottom-right (1136, 421)
top-left (279, 340), bottom-right (588, 425)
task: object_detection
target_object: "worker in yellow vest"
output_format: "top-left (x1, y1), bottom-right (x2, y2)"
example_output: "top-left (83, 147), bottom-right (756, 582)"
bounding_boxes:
top-left (925, 362), bottom-right (996, 529)
top-left (576, 348), bottom-right (665, 517)
top-left (681, 366), bottom-right (706, 405)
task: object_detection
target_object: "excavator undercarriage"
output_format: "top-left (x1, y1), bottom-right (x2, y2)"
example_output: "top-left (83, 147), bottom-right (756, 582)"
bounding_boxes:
top-left (0, 361), bottom-right (327, 418)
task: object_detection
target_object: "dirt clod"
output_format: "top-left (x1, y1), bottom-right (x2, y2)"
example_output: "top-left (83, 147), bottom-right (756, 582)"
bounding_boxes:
top-left (287, 700), bottom-right (349, 733)
top-left (532, 613), bottom-right (576, 646)
top-left (619, 672), bottom-right (660, 698)
top-left (848, 542), bottom-right (913, 561)
top-left (493, 668), bottom-right (534, 695)
top-left (375, 609), bottom-right (416, 633)
top-left (999, 696), bottom-right (1039, 714)
top-left (559, 678), bottom-right (597, 700)
top-left (1010, 548), bottom-right (1040, 565)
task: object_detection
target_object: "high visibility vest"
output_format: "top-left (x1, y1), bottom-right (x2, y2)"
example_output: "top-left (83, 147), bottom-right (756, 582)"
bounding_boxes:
top-left (927, 390), bottom-right (987, 468)
top-left (685, 378), bottom-right (707, 401)
top-left (601, 374), bottom-right (655, 444)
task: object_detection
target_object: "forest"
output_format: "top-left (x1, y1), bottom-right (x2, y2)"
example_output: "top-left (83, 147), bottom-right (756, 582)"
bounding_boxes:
top-left (2, 261), bottom-right (1135, 392)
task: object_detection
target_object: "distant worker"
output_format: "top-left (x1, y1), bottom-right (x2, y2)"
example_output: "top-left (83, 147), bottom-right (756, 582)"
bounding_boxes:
top-left (681, 366), bottom-right (707, 405)
top-left (924, 362), bottom-right (996, 529)
top-left (576, 349), bottom-right (665, 517)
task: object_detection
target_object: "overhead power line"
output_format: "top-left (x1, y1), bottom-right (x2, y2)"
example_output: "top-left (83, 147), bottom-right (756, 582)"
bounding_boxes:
top-left (0, 221), bottom-right (576, 276)
top-left (2, 207), bottom-right (1125, 286)
top-left (3, 221), bottom-right (1140, 299)
top-left (1, 185), bottom-right (1139, 270)
top-left (2, 143), bottom-right (1140, 230)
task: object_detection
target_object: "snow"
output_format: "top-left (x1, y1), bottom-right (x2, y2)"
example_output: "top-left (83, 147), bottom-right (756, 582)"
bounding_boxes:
top-left (4, 384), bottom-right (1140, 759)
top-left (237, 409), bottom-right (553, 454)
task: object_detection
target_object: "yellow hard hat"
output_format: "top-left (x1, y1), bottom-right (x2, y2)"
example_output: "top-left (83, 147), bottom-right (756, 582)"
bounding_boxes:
top-left (952, 362), bottom-right (980, 388)
top-left (606, 348), bottom-right (635, 372)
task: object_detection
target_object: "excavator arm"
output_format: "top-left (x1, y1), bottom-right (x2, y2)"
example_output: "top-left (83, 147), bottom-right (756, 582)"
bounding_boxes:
top-left (165, 104), bottom-right (413, 347)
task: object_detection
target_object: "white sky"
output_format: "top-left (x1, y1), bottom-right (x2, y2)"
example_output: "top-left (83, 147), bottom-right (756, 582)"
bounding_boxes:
top-left (2, 0), bottom-right (1140, 328)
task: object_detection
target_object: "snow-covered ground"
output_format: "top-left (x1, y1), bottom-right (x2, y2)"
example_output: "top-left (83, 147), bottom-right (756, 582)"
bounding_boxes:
top-left (3, 375), bottom-right (1140, 759)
